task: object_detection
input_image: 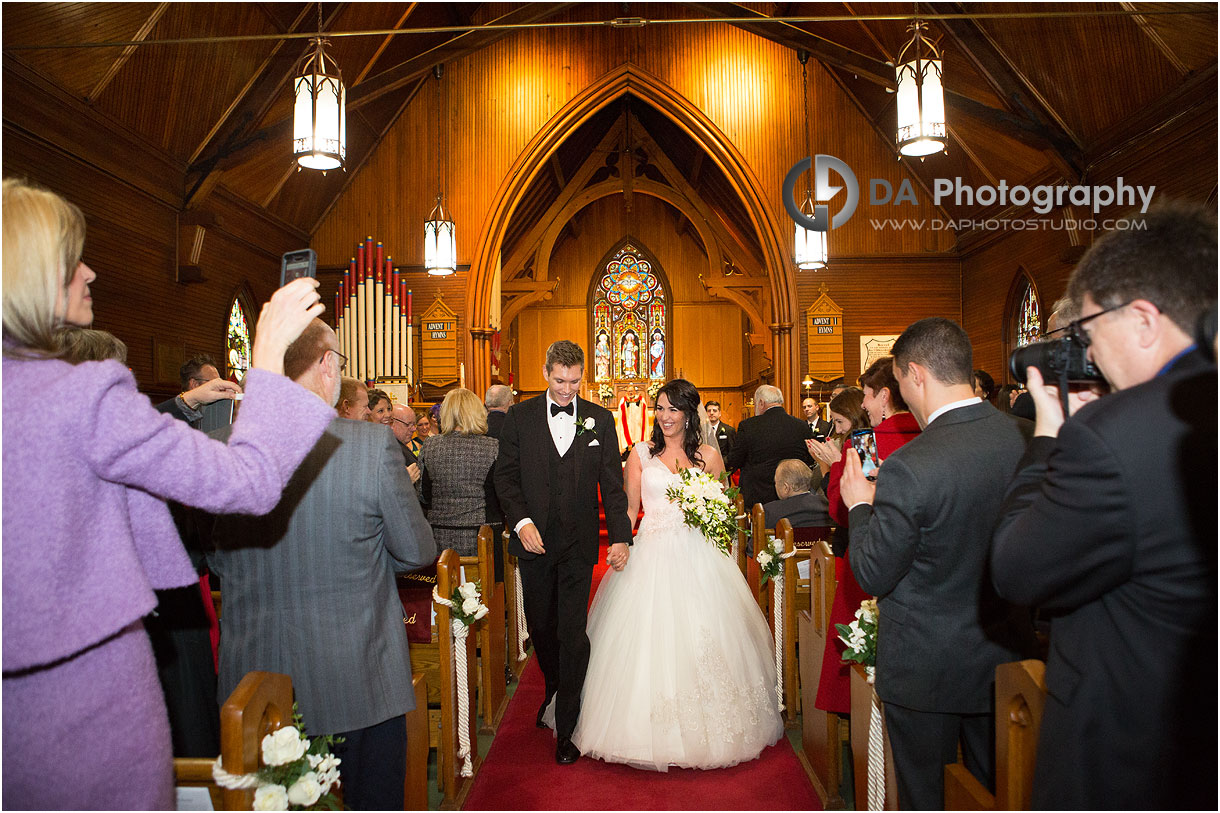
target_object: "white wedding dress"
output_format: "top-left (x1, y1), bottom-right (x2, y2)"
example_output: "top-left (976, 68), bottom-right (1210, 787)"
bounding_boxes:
top-left (570, 442), bottom-right (784, 771)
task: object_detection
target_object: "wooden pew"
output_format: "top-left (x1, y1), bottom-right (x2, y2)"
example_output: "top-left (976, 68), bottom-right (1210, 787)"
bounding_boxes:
top-left (849, 663), bottom-right (899, 810)
top-left (435, 548), bottom-right (480, 809)
top-left (773, 519), bottom-right (800, 721)
top-left (458, 526), bottom-right (508, 733)
top-left (217, 670), bottom-right (295, 810)
top-left (733, 494), bottom-right (749, 577)
top-left (797, 536), bottom-right (843, 807)
top-left (748, 502), bottom-right (768, 614)
top-left (943, 659), bottom-right (1047, 811)
top-left (404, 672), bottom-right (430, 810)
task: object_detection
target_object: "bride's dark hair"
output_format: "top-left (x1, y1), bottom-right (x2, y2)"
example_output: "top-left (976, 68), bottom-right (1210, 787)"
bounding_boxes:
top-left (647, 378), bottom-right (704, 469)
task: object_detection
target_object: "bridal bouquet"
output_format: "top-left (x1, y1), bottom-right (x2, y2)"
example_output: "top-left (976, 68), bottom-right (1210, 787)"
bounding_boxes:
top-left (212, 705), bottom-right (343, 811)
top-left (665, 467), bottom-right (742, 556)
top-left (835, 598), bottom-right (878, 668)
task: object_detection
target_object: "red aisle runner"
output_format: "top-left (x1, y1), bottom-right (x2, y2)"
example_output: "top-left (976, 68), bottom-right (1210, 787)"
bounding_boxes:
top-left (463, 545), bottom-right (823, 811)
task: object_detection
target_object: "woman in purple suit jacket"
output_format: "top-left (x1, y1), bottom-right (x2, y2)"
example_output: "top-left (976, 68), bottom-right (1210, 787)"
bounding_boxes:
top-left (1, 179), bottom-right (337, 809)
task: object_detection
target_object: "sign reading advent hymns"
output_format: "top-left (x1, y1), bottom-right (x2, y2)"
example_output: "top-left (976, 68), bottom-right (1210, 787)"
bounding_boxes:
top-left (419, 295), bottom-right (458, 386)
top-left (805, 283), bottom-right (844, 382)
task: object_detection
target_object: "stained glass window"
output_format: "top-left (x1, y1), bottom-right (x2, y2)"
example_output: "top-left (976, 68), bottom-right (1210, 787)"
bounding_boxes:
top-left (591, 243), bottom-right (667, 383)
top-left (227, 297), bottom-right (251, 379)
top-left (1017, 282), bottom-right (1041, 347)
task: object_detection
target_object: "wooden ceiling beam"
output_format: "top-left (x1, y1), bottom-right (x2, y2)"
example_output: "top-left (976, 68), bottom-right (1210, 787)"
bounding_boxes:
top-left (348, 3), bottom-right (576, 111)
top-left (928, 2), bottom-right (1084, 178)
top-left (87, 2), bottom-right (169, 102)
top-left (352, 3), bottom-right (418, 87)
top-left (1119, 1), bottom-right (1189, 76)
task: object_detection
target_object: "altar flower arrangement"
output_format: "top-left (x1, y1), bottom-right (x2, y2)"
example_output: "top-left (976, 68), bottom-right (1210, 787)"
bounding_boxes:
top-left (449, 580), bottom-right (490, 626)
top-left (756, 533), bottom-right (787, 585)
top-left (835, 598), bottom-right (878, 668)
top-left (665, 467), bottom-right (743, 556)
top-left (213, 706), bottom-right (343, 811)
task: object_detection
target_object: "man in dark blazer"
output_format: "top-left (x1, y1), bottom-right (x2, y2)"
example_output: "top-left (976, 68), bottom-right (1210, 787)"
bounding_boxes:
top-left (992, 205), bottom-right (1217, 809)
top-left (801, 396), bottom-right (833, 438)
top-left (207, 320), bottom-right (437, 810)
top-left (762, 460), bottom-right (832, 529)
top-left (705, 400), bottom-right (736, 460)
top-left (484, 383), bottom-right (513, 439)
top-left (494, 340), bottom-right (632, 765)
top-left (840, 318), bottom-right (1035, 810)
top-left (725, 385), bottom-right (815, 510)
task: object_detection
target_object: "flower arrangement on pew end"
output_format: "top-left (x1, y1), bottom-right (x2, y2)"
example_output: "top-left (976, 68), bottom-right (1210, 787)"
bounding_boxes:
top-left (835, 598), bottom-right (878, 676)
top-left (756, 533), bottom-right (787, 585)
top-left (665, 468), bottom-right (745, 556)
top-left (212, 705), bottom-right (343, 811)
top-left (444, 580), bottom-right (490, 626)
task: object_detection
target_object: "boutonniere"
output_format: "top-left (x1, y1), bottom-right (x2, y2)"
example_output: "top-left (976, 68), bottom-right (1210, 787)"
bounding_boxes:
top-left (576, 416), bottom-right (596, 436)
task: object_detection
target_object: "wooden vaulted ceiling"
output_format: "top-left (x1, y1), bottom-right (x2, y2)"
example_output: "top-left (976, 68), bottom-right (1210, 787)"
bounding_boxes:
top-left (4, 2), bottom-right (1216, 244)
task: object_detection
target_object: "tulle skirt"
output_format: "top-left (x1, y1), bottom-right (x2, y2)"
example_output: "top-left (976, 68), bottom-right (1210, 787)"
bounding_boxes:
top-left (571, 517), bottom-right (784, 771)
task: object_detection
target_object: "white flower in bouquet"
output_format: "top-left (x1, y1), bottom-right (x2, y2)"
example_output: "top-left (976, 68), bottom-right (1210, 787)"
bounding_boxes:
top-left (473, 604), bottom-right (490, 621)
top-left (308, 754), bottom-right (341, 791)
top-left (458, 581), bottom-right (479, 601)
top-left (286, 772), bottom-right (323, 807)
top-left (757, 550), bottom-right (773, 567)
top-left (261, 726), bottom-right (307, 766)
top-left (461, 596), bottom-right (480, 615)
top-left (253, 783), bottom-right (289, 811)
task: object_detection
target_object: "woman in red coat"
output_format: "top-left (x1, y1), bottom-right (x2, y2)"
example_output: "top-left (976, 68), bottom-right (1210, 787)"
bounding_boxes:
top-left (811, 357), bottom-right (920, 714)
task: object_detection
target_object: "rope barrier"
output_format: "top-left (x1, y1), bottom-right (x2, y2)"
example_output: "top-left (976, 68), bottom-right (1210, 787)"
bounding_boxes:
top-left (211, 758), bottom-right (259, 790)
top-left (866, 667), bottom-right (885, 810)
top-left (770, 547), bottom-right (796, 712)
top-left (512, 561), bottom-right (528, 662)
top-left (732, 513), bottom-right (745, 561)
top-left (433, 587), bottom-right (475, 777)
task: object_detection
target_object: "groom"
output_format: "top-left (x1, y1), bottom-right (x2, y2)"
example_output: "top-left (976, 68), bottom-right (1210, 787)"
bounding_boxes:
top-left (494, 340), bottom-right (633, 764)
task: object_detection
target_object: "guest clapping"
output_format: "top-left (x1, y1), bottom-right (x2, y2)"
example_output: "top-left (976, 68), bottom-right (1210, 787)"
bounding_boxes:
top-left (418, 388), bottom-right (500, 557)
top-left (1, 178), bottom-right (335, 809)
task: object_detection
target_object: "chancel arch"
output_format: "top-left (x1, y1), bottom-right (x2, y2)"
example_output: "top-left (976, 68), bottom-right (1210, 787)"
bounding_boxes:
top-left (467, 63), bottom-right (797, 402)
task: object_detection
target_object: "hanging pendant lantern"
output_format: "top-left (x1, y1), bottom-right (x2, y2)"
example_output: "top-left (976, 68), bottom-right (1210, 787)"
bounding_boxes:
top-left (424, 197), bottom-right (457, 277)
top-left (895, 20), bottom-right (947, 158)
top-left (794, 190), bottom-right (828, 270)
top-left (293, 36), bottom-right (346, 171)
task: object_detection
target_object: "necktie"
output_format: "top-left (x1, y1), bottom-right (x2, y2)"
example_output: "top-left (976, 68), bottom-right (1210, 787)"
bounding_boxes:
top-left (550, 402), bottom-right (574, 417)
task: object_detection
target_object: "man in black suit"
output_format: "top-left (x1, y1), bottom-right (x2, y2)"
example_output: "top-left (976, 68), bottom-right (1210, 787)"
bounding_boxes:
top-left (762, 459), bottom-right (832, 530)
top-left (388, 402), bottom-right (421, 484)
top-left (992, 204), bottom-right (1217, 809)
top-left (840, 318), bottom-right (1035, 810)
top-left (705, 400), bottom-right (735, 459)
top-left (725, 385), bottom-right (815, 510)
top-left (494, 340), bottom-right (632, 765)
top-left (801, 396), bottom-right (833, 438)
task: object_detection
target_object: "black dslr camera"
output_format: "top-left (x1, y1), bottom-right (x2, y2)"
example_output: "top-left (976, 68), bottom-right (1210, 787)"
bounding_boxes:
top-left (1008, 332), bottom-right (1105, 384)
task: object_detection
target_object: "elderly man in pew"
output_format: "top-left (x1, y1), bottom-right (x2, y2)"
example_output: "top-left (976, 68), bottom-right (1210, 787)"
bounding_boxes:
top-left (992, 204), bottom-right (1217, 810)
top-left (840, 317), bottom-right (1036, 810)
top-left (205, 319), bottom-right (437, 810)
top-left (762, 459), bottom-right (833, 552)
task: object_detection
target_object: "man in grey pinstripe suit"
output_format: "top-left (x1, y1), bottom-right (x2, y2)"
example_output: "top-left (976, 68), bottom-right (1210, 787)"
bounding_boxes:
top-left (207, 320), bottom-right (436, 810)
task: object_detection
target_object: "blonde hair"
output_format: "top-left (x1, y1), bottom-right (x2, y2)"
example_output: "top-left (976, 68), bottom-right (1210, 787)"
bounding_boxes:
top-left (440, 387), bottom-right (488, 435)
top-left (3, 178), bottom-right (87, 354)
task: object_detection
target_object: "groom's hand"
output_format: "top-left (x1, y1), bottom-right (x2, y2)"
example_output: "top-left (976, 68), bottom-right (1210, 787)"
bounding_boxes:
top-left (607, 542), bottom-right (629, 571)
top-left (519, 522), bottom-right (545, 555)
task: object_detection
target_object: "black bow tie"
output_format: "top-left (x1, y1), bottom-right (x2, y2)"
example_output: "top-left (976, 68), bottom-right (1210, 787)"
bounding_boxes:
top-left (550, 402), bottom-right (574, 417)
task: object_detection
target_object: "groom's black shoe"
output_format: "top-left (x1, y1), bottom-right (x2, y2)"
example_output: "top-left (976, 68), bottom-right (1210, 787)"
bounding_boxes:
top-left (556, 737), bottom-right (581, 765)
top-left (536, 694), bottom-right (555, 729)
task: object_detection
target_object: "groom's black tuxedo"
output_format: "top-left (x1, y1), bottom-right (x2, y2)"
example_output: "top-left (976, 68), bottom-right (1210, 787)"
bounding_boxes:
top-left (494, 394), bottom-right (631, 739)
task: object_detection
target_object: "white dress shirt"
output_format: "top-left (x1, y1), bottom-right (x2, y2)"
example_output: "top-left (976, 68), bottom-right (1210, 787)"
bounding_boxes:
top-left (924, 396), bottom-right (982, 427)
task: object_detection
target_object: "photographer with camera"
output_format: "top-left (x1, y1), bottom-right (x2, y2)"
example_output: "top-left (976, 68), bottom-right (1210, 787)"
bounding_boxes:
top-left (991, 202), bottom-right (1217, 809)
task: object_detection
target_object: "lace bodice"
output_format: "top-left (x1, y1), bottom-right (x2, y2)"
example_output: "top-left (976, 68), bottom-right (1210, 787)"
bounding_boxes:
top-left (635, 442), bottom-right (687, 535)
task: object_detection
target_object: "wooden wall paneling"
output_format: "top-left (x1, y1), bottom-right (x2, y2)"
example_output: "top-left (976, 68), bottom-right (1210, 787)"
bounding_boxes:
top-left (795, 258), bottom-right (962, 383)
top-left (517, 308), bottom-right (588, 391)
top-left (671, 303), bottom-right (743, 387)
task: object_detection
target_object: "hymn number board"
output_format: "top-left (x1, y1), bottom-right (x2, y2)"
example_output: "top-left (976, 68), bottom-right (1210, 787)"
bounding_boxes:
top-left (805, 284), bottom-right (845, 382)
top-left (420, 295), bottom-right (459, 386)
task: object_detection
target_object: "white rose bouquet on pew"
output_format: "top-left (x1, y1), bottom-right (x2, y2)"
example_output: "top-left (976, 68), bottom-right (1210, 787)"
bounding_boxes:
top-left (665, 467), bottom-right (744, 556)
top-left (446, 580), bottom-right (490, 627)
top-left (756, 533), bottom-right (786, 585)
top-left (835, 598), bottom-right (878, 668)
top-left (214, 705), bottom-right (343, 811)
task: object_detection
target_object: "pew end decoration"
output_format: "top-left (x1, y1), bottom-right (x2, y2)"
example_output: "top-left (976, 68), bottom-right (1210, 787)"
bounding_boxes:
top-left (432, 570), bottom-right (488, 779)
top-left (665, 467), bottom-right (744, 556)
top-left (212, 704), bottom-right (343, 811)
top-left (836, 598), bottom-right (878, 676)
top-left (756, 533), bottom-right (790, 586)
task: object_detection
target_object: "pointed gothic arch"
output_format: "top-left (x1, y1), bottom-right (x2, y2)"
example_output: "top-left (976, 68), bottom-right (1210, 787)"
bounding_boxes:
top-left (466, 63), bottom-right (797, 401)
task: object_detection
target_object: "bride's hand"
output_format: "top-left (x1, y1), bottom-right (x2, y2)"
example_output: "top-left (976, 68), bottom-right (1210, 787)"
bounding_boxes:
top-left (607, 542), bottom-right (629, 571)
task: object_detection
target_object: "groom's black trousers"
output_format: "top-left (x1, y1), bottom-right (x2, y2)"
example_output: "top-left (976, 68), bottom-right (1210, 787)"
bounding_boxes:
top-left (519, 539), bottom-right (594, 740)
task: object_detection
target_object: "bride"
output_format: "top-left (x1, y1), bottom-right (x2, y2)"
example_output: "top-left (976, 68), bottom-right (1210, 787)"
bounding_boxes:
top-left (571, 378), bottom-right (784, 770)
